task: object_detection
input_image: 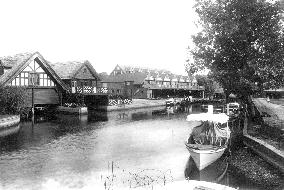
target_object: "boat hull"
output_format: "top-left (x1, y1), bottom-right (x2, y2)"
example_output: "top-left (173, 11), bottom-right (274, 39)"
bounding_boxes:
top-left (0, 115), bottom-right (21, 137)
top-left (185, 143), bottom-right (226, 170)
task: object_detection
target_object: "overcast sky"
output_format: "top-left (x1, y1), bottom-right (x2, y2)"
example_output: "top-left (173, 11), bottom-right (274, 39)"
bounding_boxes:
top-left (0, 0), bottom-right (198, 75)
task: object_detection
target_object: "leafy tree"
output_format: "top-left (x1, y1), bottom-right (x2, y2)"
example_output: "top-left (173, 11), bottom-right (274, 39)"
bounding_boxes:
top-left (188, 0), bottom-right (284, 99)
top-left (0, 86), bottom-right (28, 115)
top-left (195, 74), bottom-right (222, 99)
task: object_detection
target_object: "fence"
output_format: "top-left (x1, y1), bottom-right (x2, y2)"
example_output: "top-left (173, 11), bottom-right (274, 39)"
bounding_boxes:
top-left (101, 161), bottom-right (173, 190)
top-left (108, 98), bottom-right (133, 106)
top-left (73, 86), bottom-right (108, 94)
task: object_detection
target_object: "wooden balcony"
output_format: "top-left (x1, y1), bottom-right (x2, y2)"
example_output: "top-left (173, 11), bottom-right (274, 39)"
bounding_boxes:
top-left (71, 86), bottom-right (108, 95)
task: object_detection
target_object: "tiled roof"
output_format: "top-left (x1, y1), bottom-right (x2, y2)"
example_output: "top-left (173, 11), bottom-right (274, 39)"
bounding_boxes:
top-left (101, 72), bottom-right (147, 84)
top-left (109, 64), bottom-right (193, 83)
top-left (117, 64), bottom-right (172, 75)
top-left (0, 52), bottom-right (34, 85)
top-left (0, 52), bottom-right (69, 91)
top-left (51, 60), bottom-right (100, 80)
top-left (51, 61), bottom-right (83, 79)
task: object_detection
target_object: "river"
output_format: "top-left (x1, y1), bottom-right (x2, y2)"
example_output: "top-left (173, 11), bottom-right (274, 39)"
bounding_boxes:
top-left (0, 105), bottom-right (277, 190)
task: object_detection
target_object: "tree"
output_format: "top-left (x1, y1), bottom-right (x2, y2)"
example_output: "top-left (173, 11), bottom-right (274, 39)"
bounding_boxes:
top-left (195, 74), bottom-right (215, 98)
top-left (0, 86), bottom-right (28, 115)
top-left (188, 0), bottom-right (284, 99)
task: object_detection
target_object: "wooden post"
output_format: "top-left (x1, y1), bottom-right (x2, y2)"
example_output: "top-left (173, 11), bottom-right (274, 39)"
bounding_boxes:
top-left (32, 87), bottom-right (34, 124)
top-left (227, 103), bottom-right (230, 115)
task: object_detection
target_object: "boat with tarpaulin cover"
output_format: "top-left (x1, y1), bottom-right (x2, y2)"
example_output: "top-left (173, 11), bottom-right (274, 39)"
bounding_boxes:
top-left (185, 105), bottom-right (230, 170)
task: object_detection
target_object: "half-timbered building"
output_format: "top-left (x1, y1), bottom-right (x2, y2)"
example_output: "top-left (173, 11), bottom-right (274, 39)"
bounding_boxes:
top-left (51, 61), bottom-right (108, 108)
top-left (0, 52), bottom-right (69, 107)
top-left (103, 64), bottom-right (204, 99)
top-left (51, 60), bottom-right (103, 94)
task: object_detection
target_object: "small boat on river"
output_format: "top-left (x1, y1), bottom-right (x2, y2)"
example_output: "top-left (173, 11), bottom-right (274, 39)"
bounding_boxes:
top-left (185, 105), bottom-right (230, 170)
top-left (0, 115), bottom-right (21, 137)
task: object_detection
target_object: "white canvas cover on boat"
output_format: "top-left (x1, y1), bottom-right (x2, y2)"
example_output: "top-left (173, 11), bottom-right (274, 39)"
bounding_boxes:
top-left (186, 113), bottom-right (229, 124)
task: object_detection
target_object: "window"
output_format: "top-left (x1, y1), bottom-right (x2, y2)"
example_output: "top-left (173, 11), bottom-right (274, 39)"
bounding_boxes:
top-left (10, 72), bottom-right (29, 86)
top-left (102, 83), bottom-right (108, 88)
top-left (71, 81), bottom-right (77, 87)
top-left (39, 73), bottom-right (54, 87)
top-left (115, 70), bottom-right (122, 75)
top-left (117, 89), bottom-right (120, 93)
top-left (29, 73), bottom-right (40, 86)
top-left (83, 80), bottom-right (88, 86)
top-left (157, 81), bottom-right (163, 85)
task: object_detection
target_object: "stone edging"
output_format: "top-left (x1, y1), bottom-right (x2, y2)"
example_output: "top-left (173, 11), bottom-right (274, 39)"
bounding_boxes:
top-left (243, 117), bottom-right (284, 173)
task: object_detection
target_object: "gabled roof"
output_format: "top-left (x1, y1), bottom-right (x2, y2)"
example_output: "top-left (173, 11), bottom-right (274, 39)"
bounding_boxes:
top-left (101, 72), bottom-right (147, 85)
top-left (109, 64), bottom-right (193, 83)
top-left (0, 52), bottom-right (69, 91)
top-left (115, 64), bottom-right (172, 75)
top-left (51, 60), bottom-right (100, 80)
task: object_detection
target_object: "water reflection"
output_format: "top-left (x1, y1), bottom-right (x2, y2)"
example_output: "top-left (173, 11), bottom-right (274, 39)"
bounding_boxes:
top-left (0, 105), bottom-right (269, 190)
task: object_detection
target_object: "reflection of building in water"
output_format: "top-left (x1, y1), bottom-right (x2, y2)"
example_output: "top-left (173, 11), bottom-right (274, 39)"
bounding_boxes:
top-left (131, 112), bottom-right (150, 121)
top-left (88, 110), bottom-right (108, 122)
top-left (188, 105), bottom-right (192, 114)
top-left (118, 112), bottom-right (128, 119)
top-left (167, 107), bottom-right (174, 115)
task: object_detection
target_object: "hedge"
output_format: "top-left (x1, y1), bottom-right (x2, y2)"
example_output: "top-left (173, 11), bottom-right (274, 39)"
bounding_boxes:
top-left (0, 86), bottom-right (28, 115)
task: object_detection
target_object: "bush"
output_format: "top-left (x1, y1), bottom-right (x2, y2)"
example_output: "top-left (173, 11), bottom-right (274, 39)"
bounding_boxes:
top-left (63, 93), bottom-right (85, 107)
top-left (0, 86), bottom-right (28, 115)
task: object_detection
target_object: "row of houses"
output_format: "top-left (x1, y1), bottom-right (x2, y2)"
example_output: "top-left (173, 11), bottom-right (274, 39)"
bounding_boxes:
top-left (0, 51), bottom-right (204, 108)
top-left (101, 65), bottom-right (204, 99)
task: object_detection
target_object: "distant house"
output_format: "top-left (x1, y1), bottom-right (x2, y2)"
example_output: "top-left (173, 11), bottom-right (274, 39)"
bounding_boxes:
top-left (100, 72), bottom-right (147, 99)
top-left (103, 64), bottom-right (204, 99)
top-left (264, 88), bottom-right (284, 99)
top-left (0, 52), bottom-right (69, 107)
top-left (51, 60), bottom-right (102, 94)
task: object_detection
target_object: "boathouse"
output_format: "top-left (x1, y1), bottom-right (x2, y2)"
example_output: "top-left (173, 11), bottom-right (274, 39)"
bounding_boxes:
top-left (0, 52), bottom-right (69, 107)
top-left (102, 64), bottom-right (204, 99)
top-left (51, 61), bottom-right (109, 108)
top-left (100, 72), bottom-right (147, 99)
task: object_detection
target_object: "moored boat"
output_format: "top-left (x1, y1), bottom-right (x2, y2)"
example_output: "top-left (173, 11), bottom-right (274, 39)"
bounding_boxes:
top-left (0, 115), bottom-right (21, 137)
top-left (185, 144), bottom-right (227, 171)
top-left (185, 155), bottom-right (229, 183)
top-left (185, 106), bottom-right (230, 170)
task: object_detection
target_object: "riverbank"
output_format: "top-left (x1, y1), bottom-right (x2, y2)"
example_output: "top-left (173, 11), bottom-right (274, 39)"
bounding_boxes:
top-left (229, 98), bottom-right (284, 189)
top-left (228, 147), bottom-right (284, 189)
top-left (250, 98), bottom-right (284, 152)
top-left (106, 99), bottom-right (166, 112)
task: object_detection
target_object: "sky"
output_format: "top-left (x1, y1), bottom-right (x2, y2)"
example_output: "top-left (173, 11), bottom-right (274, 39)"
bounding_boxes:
top-left (0, 0), bottom-right (199, 75)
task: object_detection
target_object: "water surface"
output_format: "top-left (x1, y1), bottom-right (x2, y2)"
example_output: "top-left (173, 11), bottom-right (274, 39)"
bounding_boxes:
top-left (0, 107), bottom-right (201, 189)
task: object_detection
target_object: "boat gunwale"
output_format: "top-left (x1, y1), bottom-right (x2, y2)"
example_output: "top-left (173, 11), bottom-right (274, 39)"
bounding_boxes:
top-left (185, 143), bottom-right (227, 154)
